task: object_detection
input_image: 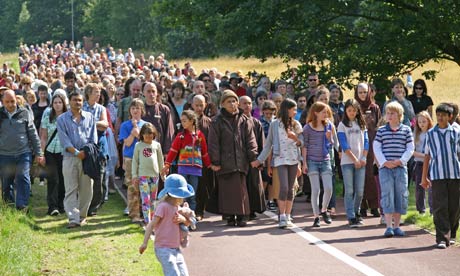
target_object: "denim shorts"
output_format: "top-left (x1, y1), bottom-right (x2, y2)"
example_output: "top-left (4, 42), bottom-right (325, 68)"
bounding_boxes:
top-left (307, 160), bottom-right (333, 177)
top-left (379, 166), bottom-right (409, 214)
top-left (155, 247), bottom-right (189, 276)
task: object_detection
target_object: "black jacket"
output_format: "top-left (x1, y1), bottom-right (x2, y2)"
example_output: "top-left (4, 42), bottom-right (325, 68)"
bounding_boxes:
top-left (82, 142), bottom-right (101, 180)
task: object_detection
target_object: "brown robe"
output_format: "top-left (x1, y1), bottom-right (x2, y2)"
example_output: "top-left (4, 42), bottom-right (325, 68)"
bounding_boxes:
top-left (208, 108), bottom-right (258, 215)
top-left (194, 114), bottom-right (217, 215)
top-left (246, 117), bottom-right (266, 213)
top-left (361, 103), bottom-right (382, 210)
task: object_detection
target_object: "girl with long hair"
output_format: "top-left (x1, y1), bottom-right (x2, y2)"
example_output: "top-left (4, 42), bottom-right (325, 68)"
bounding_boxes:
top-left (337, 99), bottom-right (369, 227)
top-left (40, 93), bottom-right (68, 215)
top-left (253, 98), bottom-right (303, 228)
top-left (302, 102), bottom-right (336, 227)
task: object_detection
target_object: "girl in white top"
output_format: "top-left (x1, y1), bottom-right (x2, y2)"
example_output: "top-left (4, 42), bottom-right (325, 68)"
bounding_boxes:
top-left (412, 111), bottom-right (434, 214)
top-left (252, 99), bottom-right (303, 228)
top-left (337, 99), bottom-right (369, 227)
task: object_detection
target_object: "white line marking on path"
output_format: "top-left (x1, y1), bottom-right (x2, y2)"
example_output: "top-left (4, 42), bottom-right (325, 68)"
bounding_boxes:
top-left (264, 211), bottom-right (384, 276)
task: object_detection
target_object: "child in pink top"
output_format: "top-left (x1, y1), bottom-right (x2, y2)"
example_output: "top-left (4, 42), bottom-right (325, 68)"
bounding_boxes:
top-left (139, 174), bottom-right (195, 276)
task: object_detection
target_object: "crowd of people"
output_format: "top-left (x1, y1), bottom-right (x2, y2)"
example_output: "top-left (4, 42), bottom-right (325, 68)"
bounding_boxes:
top-left (1, 40), bottom-right (460, 275)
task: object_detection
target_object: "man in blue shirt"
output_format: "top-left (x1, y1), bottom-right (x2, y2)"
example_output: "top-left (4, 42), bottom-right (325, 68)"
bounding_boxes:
top-left (57, 92), bottom-right (97, 229)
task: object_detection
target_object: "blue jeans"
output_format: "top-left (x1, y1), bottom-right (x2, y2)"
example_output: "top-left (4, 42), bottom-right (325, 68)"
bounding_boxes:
top-left (341, 164), bottom-right (365, 219)
top-left (183, 175), bottom-right (199, 211)
top-left (308, 160), bottom-right (333, 216)
top-left (0, 152), bottom-right (32, 207)
top-left (379, 166), bottom-right (408, 214)
top-left (155, 247), bottom-right (189, 276)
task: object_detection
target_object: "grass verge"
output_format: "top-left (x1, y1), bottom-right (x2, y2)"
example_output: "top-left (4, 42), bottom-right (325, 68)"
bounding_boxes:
top-left (0, 182), bottom-right (162, 276)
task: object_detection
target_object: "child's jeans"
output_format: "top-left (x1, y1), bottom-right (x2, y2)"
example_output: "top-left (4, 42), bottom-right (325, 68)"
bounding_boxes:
top-left (308, 160), bottom-right (333, 216)
top-left (183, 175), bottom-right (199, 211)
top-left (342, 164), bottom-right (365, 219)
top-left (155, 247), bottom-right (189, 276)
top-left (414, 161), bottom-right (433, 213)
top-left (378, 166), bottom-right (408, 215)
top-left (139, 176), bottom-right (159, 224)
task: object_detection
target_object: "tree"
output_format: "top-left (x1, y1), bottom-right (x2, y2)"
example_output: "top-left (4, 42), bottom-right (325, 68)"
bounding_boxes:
top-left (18, 0), bottom-right (87, 45)
top-left (156, 0), bottom-right (460, 88)
top-left (0, 0), bottom-right (23, 51)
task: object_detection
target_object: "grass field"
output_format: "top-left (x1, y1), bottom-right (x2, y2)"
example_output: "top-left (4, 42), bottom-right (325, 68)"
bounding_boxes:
top-left (0, 183), bottom-right (162, 276)
top-left (172, 56), bottom-right (460, 106)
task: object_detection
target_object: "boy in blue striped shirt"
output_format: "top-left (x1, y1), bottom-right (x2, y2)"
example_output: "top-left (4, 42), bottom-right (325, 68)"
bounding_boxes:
top-left (421, 104), bottom-right (460, 249)
top-left (374, 101), bottom-right (414, 238)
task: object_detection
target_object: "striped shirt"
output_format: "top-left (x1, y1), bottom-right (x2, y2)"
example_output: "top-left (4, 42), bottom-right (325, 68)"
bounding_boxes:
top-left (424, 124), bottom-right (460, 180)
top-left (303, 123), bottom-right (330, 162)
top-left (373, 123), bottom-right (414, 167)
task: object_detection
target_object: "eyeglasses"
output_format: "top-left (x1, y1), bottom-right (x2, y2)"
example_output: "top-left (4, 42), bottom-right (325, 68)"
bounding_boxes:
top-left (358, 91), bottom-right (368, 95)
top-left (414, 87), bottom-right (423, 90)
top-left (308, 79), bottom-right (317, 81)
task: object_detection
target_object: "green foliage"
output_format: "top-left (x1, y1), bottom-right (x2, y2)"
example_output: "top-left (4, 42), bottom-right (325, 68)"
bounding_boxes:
top-left (0, 0), bottom-right (23, 51)
top-left (18, 0), bottom-right (88, 45)
top-left (156, 0), bottom-right (460, 88)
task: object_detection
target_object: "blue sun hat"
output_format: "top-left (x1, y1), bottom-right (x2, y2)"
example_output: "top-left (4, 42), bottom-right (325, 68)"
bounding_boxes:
top-left (158, 174), bottom-right (195, 199)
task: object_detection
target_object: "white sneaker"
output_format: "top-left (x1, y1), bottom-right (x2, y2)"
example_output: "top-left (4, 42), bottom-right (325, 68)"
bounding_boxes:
top-left (286, 219), bottom-right (294, 228)
top-left (123, 207), bottom-right (129, 216)
top-left (437, 241), bottom-right (447, 249)
top-left (380, 216), bottom-right (386, 225)
top-left (39, 181), bottom-right (45, 186)
top-left (278, 219), bottom-right (287, 228)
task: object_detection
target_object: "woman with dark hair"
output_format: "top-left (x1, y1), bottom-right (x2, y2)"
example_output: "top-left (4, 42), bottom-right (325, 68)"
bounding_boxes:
top-left (407, 79), bottom-right (433, 116)
top-left (252, 90), bottom-right (268, 120)
top-left (253, 98), bottom-right (303, 228)
top-left (355, 83), bottom-right (382, 219)
top-left (40, 93), bottom-right (68, 215)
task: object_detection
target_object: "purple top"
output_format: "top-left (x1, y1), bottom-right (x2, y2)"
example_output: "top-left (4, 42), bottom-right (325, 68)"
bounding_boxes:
top-left (303, 124), bottom-right (330, 161)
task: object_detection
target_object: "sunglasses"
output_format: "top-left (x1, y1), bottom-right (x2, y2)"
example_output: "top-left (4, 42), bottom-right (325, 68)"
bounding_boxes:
top-left (308, 79), bottom-right (317, 81)
top-left (415, 87), bottom-right (423, 90)
top-left (203, 79), bottom-right (212, 83)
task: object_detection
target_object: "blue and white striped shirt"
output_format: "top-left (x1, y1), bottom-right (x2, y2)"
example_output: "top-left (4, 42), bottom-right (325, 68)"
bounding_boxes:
top-left (373, 123), bottom-right (414, 168)
top-left (424, 124), bottom-right (460, 180)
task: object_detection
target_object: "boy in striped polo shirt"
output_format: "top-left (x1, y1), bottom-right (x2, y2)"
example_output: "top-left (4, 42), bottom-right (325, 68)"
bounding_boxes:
top-left (374, 101), bottom-right (414, 238)
top-left (421, 104), bottom-right (460, 249)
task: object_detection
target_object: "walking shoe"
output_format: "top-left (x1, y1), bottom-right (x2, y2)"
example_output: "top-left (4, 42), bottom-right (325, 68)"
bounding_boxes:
top-left (380, 215), bottom-right (386, 225)
top-left (66, 222), bottom-right (80, 229)
top-left (286, 219), bottom-right (294, 228)
top-left (360, 209), bottom-right (368, 217)
top-left (320, 211), bottom-right (332, 224)
top-left (279, 219), bottom-right (287, 229)
top-left (226, 217), bottom-right (236, 226)
top-left (370, 208), bottom-right (380, 217)
top-left (312, 217), bottom-right (321, 227)
top-left (123, 207), bottom-right (129, 216)
top-left (437, 241), bottom-right (447, 249)
top-left (384, 227), bottom-right (394, 238)
top-left (348, 219), bottom-right (359, 228)
top-left (355, 213), bottom-right (364, 226)
top-left (50, 209), bottom-right (59, 216)
top-left (267, 201), bottom-right (277, 211)
top-left (450, 238), bottom-right (456, 245)
top-left (393, 227), bottom-right (405, 237)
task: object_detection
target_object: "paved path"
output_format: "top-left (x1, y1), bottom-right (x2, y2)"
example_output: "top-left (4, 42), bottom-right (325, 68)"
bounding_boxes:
top-left (115, 180), bottom-right (460, 276)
